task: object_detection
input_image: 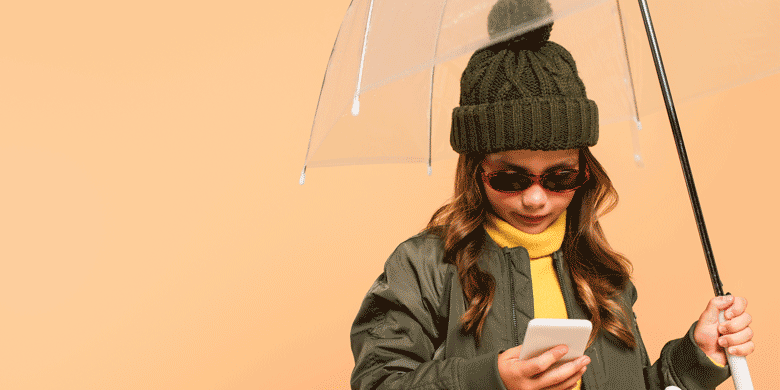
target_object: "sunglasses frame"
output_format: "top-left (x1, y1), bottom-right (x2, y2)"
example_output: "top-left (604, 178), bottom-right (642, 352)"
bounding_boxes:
top-left (481, 164), bottom-right (591, 194)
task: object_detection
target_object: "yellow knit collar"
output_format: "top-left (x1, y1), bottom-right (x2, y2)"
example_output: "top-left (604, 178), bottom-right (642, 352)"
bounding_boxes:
top-left (485, 210), bottom-right (566, 258)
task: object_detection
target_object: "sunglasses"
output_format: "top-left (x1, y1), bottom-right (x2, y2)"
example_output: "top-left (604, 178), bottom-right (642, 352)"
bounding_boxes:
top-left (481, 166), bottom-right (590, 193)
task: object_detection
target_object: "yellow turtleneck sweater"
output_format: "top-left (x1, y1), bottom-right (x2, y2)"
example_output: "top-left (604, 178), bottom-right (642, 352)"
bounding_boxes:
top-left (485, 211), bottom-right (582, 389)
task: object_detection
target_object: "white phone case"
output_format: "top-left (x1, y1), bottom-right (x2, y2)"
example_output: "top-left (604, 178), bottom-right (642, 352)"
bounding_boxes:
top-left (517, 318), bottom-right (592, 365)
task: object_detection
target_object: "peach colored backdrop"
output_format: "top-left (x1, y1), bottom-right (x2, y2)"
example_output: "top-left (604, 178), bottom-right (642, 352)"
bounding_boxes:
top-left (1, 1), bottom-right (777, 389)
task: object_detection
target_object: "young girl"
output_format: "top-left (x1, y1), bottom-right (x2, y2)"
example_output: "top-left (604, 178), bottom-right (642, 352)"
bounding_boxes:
top-left (349, 4), bottom-right (754, 389)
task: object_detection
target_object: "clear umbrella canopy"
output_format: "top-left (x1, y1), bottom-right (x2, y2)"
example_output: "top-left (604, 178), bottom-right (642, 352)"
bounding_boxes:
top-left (300, 0), bottom-right (780, 182)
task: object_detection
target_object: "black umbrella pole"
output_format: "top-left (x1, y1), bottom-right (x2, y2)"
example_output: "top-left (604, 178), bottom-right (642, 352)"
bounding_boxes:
top-left (638, 3), bottom-right (754, 388)
top-left (636, 0), bottom-right (724, 297)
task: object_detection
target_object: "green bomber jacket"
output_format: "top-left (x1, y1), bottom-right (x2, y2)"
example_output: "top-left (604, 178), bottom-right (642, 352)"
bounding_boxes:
top-left (350, 231), bottom-right (731, 389)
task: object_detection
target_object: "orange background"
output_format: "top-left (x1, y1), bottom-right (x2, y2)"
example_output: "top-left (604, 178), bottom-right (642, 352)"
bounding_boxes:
top-left (1, 1), bottom-right (777, 389)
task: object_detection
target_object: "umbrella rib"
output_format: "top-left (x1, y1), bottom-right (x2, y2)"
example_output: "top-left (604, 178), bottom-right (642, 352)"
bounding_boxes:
top-left (299, 0), bottom-right (357, 185)
top-left (614, 0), bottom-right (640, 128)
top-left (352, 0), bottom-right (377, 116)
top-left (427, 0), bottom-right (449, 175)
top-left (614, 0), bottom-right (644, 167)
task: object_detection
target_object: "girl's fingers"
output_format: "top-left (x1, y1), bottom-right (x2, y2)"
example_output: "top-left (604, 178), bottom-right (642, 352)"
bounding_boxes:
top-left (719, 326), bottom-right (754, 349)
top-left (700, 295), bottom-right (734, 325)
top-left (520, 345), bottom-right (568, 377)
top-left (501, 345), bottom-right (588, 390)
top-left (541, 366), bottom-right (586, 390)
top-left (548, 366), bottom-right (586, 390)
top-left (724, 340), bottom-right (755, 357)
top-left (535, 355), bottom-right (590, 389)
top-left (723, 296), bottom-right (748, 320)
top-left (719, 311), bottom-right (752, 334)
top-left (694, 295), bottom-right (755, 362)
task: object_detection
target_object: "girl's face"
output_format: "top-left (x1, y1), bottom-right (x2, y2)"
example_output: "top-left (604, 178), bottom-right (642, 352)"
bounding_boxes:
top-left (481, 149), bottom-right (579, 234)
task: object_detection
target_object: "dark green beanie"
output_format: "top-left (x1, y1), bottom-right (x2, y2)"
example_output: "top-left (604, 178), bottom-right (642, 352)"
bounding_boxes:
top-left (450, 0), bottom-right (598, 154)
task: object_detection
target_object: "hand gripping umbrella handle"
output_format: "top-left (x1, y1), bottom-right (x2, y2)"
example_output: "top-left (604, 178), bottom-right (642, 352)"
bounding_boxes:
top-left (719, 311), bottom-right (754, 390)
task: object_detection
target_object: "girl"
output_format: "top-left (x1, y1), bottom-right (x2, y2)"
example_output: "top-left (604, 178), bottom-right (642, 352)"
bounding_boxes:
top-left (349, 3), bottom-right (754, 389)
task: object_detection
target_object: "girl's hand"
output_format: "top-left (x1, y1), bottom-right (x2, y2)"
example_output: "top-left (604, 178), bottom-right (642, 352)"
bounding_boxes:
top-left (693, 295), bottom-right (754, 366)
top-left (498, 344), bottom-right (590, 390)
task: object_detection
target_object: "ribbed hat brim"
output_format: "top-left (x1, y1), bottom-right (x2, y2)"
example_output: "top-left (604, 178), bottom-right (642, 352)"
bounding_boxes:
top-left (451, 96), bottom-right (598, 154)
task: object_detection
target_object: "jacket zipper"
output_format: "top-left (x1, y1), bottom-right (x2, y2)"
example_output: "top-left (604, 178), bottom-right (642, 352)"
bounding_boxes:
top-left (553, 251), bottom-right (574, 317)
top-left (505, 248), bottom-right (520, 346)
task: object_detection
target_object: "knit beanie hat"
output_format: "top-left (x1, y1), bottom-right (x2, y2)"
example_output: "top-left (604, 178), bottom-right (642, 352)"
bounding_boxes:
top-left (450, 0), bottom-right (599, 154)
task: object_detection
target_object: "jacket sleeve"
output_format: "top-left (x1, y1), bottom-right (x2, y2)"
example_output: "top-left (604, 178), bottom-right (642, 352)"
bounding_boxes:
top-left (628, 284), bottom-right (731, 390)
top-left (350, 238), bottom-right (507, 390)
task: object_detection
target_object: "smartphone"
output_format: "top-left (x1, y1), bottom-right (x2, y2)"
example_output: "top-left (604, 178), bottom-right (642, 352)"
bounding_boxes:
top-left (517, 318), bottom-right (592, 366)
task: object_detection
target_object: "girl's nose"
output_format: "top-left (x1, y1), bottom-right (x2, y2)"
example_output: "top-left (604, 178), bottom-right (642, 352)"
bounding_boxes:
top-left (520, 183), bottom-right (547, 210)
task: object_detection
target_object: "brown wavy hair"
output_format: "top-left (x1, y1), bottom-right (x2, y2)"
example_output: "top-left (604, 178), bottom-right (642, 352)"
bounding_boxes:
top-left (425, 148), bottom-right (636, 349)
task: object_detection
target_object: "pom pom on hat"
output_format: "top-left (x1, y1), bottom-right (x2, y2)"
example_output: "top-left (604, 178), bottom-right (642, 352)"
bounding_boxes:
top-left (488, 0), bottom-right (553, 49)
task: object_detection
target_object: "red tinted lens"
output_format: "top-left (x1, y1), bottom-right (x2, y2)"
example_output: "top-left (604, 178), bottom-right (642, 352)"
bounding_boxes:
top-left (541, 170), bottom-right (583, 191)
top-left (486, 171), bottom-right (534, 192)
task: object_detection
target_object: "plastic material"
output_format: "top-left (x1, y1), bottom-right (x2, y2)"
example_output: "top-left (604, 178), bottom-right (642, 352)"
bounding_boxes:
top-left (351, 97), bottom-right (360, 116)
top-left (352, 0), bottom-right (375, 118)
top-left (301, 0), bottom-right (780, 176)
top-left (719, 311), bottom-right (754, 390)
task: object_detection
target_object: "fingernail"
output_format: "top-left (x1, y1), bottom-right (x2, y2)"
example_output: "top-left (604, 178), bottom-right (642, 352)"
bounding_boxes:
top-left (725, 311), bottom-right (733, 319)
top-left (729, 347), bottom-right (737, 354)
top-left (719, 338), bottom-right (727, 347)
top-left (581, 356), bottom-right (590, 365)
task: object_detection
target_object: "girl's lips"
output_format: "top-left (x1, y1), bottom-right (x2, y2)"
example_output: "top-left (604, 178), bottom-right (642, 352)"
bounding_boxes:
top-left (517, 214), bottom-right (547, 224)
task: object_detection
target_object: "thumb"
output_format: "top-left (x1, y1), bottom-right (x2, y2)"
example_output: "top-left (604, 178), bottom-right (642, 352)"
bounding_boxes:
top-left (501, 344), bottom-right (525, 359)
top-left (700, 295), bottom-right (734, 325)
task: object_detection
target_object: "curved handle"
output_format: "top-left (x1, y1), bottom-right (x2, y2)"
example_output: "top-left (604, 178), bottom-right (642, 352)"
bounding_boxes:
top-left (719, 311), bottom-right (754, 390)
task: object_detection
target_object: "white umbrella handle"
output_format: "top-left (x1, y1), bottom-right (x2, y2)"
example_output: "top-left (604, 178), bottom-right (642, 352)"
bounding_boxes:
top-left (719, 310), bottom-right (754, 390)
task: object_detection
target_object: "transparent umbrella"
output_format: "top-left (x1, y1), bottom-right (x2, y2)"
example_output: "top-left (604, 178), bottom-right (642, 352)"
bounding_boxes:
top-left (299, 0), bottom-right (779, 180)
top-left (300, 0), bottom-right (778, 388)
